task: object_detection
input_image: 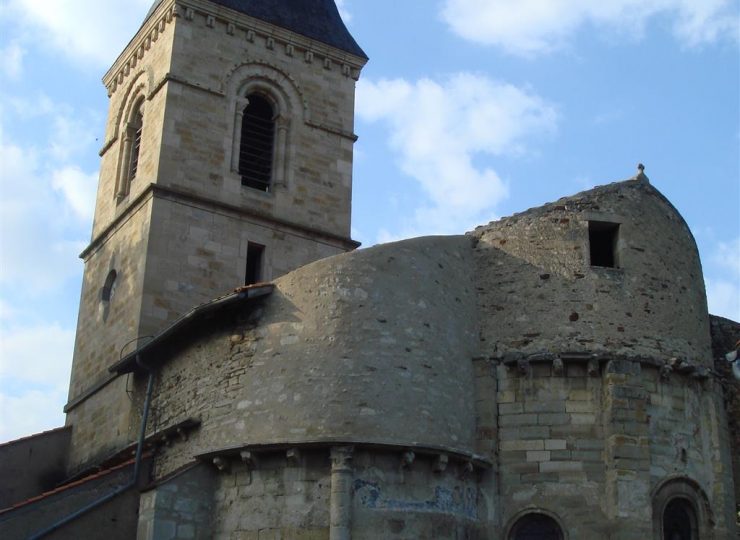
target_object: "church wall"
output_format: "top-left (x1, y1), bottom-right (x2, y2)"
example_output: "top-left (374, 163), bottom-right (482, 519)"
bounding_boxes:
top-left (645, 369), bottom-right (736, 537)
top-left (139, 235), bottom-right (478, 480)
top-left (137, 195), bottom-right (344, 338)
top-left (93, 7), bottom-right (176, 239)
top-left (65, 196), bottom-right (155, 469)
top-left (350, 450), bottom-right (484, 540)
top-left (495, 361), bottom-right (613, 539)
top-left (153, 3), bottom-right (359, 238)
top-left (211, 452), bottom-right (331, 540)
top-left (710, 315), bottom-right (740, 510)
top-left (0, 427), bottom-right (70, 509)
top-left (472, 179), bottom-right (711, 364)
top-left (493, 357), bottom-right (736, 539)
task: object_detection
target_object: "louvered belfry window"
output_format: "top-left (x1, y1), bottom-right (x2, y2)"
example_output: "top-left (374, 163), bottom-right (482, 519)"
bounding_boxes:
top-left (239, 94), bottom-right (275, 191)
top-left (129, 110), bottom-right (143, 181)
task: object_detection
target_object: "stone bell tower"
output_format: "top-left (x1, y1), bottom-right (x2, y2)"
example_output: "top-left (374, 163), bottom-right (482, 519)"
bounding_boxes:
top-left (64, 0), bottom-right (367, 469)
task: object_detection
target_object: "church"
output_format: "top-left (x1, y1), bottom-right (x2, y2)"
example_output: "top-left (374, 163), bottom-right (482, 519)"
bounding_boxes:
top-left (0, 0), bottom-right (737, 538)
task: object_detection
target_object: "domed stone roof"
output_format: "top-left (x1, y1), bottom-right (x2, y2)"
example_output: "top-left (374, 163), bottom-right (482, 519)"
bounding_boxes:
top-left (145, 0), bottom-right (366, 58)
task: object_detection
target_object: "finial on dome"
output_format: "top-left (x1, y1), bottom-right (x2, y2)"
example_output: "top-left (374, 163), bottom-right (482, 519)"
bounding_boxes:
top-left (635, 163), bottom-right (649, 183)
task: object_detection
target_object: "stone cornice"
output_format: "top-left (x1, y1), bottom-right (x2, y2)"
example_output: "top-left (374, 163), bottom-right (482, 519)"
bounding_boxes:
top-left (103, 0), bottom-right (179, 96)
top-left (181, 0), bottom-right (367, 74)
top-left (103, 0), bottom-right (368, 98)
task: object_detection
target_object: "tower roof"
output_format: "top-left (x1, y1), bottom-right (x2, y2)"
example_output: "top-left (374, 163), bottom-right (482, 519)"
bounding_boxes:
top-left (145, 0), bottom-right (367, 58)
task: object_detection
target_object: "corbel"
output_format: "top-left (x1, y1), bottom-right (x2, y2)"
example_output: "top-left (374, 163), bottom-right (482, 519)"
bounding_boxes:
top-left (552, 357), bottom-right (564, 376)
top-left (517, 358), bottom-right (531, 377)
top-left (213, 456), bottom-right (229, 472)
top-left (266, 37), bottom-right (275, 50)
top-left (206, 15), bottom-right (215, 28)
top-left (240, 450), bottom-right (258, 469)
top-left (285, 44), bottom-right (294, 57)
top-left (304, 51), bottom-right (314, 63)
top-left (323, 58), bottom-right (332, 70)
top-left (433, 454), bottom-right (449, 473)
top-left (459, 461), bottom-right (475, 479)
top-left (246, 29), bottom-right (255, 42)
top-left (227, 23), bottom-right (235, 35)
top-left (400, 450), bottom-right (415, 470)
top-left (587, 359), bottom-right (600, 377)
top-left (286, 448), bottom-right (301, 465)
top-left (659, 363), bottom-right (672, 380)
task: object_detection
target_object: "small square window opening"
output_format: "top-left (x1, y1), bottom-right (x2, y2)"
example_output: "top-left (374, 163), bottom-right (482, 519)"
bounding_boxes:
top-left (245, 242), bottom-right (265, 285)
top-left (589, 221), bottom-right (620, 268)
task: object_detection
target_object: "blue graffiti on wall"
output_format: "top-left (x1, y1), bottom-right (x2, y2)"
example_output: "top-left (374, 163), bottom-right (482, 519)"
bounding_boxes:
top-left (353, 479), bottom-right (478, 520)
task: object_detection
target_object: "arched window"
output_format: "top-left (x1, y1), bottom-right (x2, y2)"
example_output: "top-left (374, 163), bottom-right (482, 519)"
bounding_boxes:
top-left (509, 512), bottom-right (564, 540)
top-left (100, 269), bottom-right (118, 322)
top-left (117, 97), bottom-right (145, 200)
top-left (128, 108), bottom-right (143, 182)
top-left (238, 94), bottom-right (275, 191)
top-left (662, 498), bottom-right (698, 540)
top-left (652, 477), bottom-right (712, 540)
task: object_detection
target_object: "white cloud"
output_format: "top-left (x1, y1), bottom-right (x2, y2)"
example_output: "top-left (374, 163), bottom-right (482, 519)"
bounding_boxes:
top-left (441, 0), bottom-right (739, 56)
top-left (712, 237), bottom-right (740, 276)
top-left (0, 130), bottom-right (89, 290)
top-left (0, 41), bottom-right (25, 80)
top-left (0, 323), bottom-right (74, 386)
top-left (0, 322), bottom-right (74, 442)
top-left (0, 300), bottom-right (13, 320)
top-left (0, 389), bottom-right (68, 443)
top-left (52, 166), bottom-right (98, 222)
top-left (702, 236), bottom-right (740, 321)
top-left (336, 0), bottom-right (352, 23)
top-left (50, 113), bottom-right (99, 163)
top-left (706, 279), bottom-right (740, 322)
top-left (7, 0), bottom-right (151, 67)
top-left (357, 73), bottom-right (557, 240)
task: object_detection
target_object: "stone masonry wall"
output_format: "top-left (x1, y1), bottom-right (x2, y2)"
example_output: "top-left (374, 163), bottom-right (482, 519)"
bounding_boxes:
top-left (211, 452), bottom-right (331, 540)
top-left (141, 236), bottom-right (478, 479)
top-left (144, 448), bottom-right (486, 540)
top-left (495, 360), bottom-right (612, 539)
top-left (66, 0), bottom-right (365, 473)
top-left (66, 197), bottom-right (155, 470)
top-left (494, 358), bottom-right (736, 539)
top-left (138, 195), bottom-right (345, 336)
top-left (92, 7), bottom-right (175, 238)
top-left (472, 179), bottom-right (711, 364)
top-left (158, 0), bottom-right (362, 237)
top-left (0, 427), bottom-right (71, 509)
top-left (351, 451), bottom-right (484, 540)
top-left (710, 315), bottom-right (740, 516)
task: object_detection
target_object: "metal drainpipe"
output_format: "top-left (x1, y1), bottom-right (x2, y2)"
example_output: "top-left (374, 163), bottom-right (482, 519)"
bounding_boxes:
top-left (329, 446), bottom-right (354, 540)
top-left (29, 358), bottom-right (155, 540)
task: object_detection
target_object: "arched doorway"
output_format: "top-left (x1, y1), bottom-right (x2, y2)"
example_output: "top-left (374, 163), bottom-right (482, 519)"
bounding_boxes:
top-left (652, 477), bottom-right (712, 540)
top-left (663, 497), bottom-right (698, 540)
top-left (509, 512), bottom-right (565, 540)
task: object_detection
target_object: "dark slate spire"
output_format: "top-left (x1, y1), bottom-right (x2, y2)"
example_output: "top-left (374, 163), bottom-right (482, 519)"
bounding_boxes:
top-left (145, 0), bottom-right (366, 58)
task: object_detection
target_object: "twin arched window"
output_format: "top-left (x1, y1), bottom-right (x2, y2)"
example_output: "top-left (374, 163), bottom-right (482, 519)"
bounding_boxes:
top-left (238, 94), bottom-right (275, 192)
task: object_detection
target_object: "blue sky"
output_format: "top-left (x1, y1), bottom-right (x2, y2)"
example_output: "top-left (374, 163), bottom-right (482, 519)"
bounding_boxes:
top-left (0, 0), bottom-right (738, 442)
